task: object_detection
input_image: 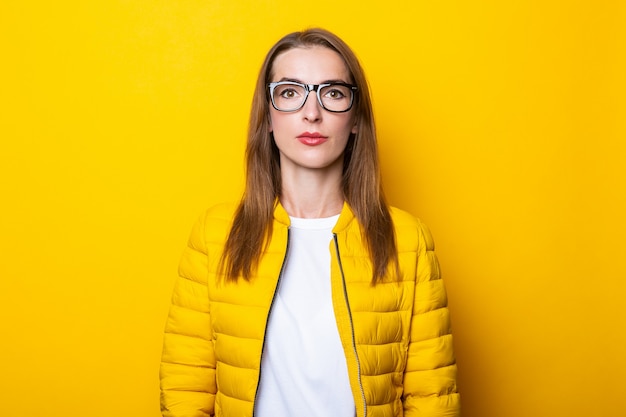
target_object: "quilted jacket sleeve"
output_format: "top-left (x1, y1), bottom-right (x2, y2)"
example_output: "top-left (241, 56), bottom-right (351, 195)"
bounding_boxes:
top-left (403, 221), bottom-right (460, 416)
top-left (160, 212), bottom-right (216, 417)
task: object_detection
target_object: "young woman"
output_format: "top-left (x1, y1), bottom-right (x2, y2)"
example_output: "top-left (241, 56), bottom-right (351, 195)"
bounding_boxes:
top-left (160, 28), bottom-right (460, 417)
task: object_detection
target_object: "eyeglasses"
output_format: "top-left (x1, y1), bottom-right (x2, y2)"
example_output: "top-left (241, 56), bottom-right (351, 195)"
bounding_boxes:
top-left (268, 81), bottom-right (358, 113)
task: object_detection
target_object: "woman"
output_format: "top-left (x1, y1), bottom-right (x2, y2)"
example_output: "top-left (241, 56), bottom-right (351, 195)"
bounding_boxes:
top-left (160, 28), bottom-right (460, 417)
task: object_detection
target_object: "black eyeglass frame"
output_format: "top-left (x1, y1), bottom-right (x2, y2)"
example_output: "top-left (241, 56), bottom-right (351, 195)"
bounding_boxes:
top-left (267, 81), bottom-right (358, 113)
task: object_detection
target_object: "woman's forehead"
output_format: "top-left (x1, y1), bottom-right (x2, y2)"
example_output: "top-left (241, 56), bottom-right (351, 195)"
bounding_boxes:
top-left (270, 46), bottom-right (351, 83)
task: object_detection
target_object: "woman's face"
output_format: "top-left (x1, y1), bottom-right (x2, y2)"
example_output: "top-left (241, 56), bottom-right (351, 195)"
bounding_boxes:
top-left (268, 46), bottom-right (357, 175)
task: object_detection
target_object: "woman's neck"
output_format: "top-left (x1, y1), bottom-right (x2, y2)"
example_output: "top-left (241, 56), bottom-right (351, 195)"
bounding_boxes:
top-left (279, 169), bottom-right (344, 219)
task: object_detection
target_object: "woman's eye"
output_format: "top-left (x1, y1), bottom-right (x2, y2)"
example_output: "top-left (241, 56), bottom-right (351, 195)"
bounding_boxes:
top-left (326, 88), bottom-right (346, 99)
top-left (280, 88), bottom-right (299, 99)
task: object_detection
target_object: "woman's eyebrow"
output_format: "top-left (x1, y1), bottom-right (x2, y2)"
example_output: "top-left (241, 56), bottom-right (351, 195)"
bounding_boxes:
top-left (276, 77), bottom-right (350, 84)
top-left (277, 77), bottom-right (304, 83)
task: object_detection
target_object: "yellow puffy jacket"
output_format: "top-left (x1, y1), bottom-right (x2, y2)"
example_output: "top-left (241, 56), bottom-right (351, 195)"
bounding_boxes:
top-left (160, 202), bottom-right (460, 417)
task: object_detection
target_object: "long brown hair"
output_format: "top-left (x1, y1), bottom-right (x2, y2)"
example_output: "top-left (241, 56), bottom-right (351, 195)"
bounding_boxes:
top-left (220, 28), bottom-right (398, 284)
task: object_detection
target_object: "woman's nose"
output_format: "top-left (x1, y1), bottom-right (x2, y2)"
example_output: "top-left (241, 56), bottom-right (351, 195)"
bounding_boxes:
top-left (301, 91), bottom-right (322, 122)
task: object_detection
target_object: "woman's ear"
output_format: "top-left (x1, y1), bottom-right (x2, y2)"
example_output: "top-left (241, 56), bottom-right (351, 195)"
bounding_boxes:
top-left (351, 121), bottom-right (358, 134)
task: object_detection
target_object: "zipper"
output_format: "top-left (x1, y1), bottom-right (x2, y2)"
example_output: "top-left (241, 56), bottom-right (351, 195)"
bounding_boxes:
top-left (252, 229), bottom-right (290, 416)
top-left (333, 234), bottom-right (367, 417)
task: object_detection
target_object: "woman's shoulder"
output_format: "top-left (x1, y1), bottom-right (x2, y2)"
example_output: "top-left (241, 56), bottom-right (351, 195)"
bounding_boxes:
top-left (201, 201), bottom-right (239, 222)
top-left (389, 206), bottom-right (420, 227)
top-left (389, 206), bottom-right (435, 252)
top-left (189, 202), bottom-right (239, 244)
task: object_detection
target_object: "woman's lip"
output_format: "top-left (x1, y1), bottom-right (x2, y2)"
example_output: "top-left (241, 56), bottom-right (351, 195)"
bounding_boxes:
top-left (298, 136), bottom-right (328, 146)
top-left (297, 132), bottom-right (328, 145)
top-left (297, 132), bottom-right (327, 139)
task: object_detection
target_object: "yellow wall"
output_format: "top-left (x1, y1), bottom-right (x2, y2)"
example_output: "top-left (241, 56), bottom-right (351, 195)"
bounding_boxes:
top-left (1, 1), bottom-right (624, 416)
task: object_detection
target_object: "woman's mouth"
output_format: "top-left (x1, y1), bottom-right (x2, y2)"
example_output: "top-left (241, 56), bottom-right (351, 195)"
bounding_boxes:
top-left (297, 132), bottom-right (328, 146)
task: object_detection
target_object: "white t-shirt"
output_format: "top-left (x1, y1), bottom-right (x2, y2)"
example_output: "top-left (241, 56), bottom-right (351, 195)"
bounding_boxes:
top-left (254, 215), bottom-right (355, 417)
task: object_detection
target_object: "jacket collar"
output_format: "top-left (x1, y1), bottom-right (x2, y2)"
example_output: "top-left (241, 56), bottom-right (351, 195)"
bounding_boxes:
top-left (272, 200), bottom-right (357, 233)
top-left (333, 202), bottom-right (357, 233)
top-left (273, 200), bottom-right (290, 227)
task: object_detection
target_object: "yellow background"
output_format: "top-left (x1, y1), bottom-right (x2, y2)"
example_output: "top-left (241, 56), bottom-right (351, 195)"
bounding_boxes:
top-left (1, 1), bottom-right (624, 416)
